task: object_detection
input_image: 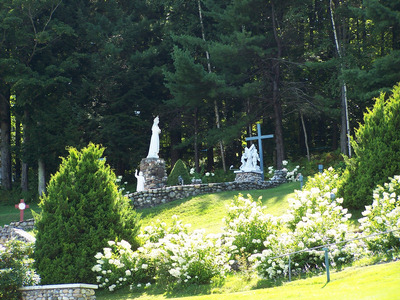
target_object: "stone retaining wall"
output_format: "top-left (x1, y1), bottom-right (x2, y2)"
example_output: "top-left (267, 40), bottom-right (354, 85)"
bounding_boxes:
top-left (129, 170), bottom-right (287, 209)
top-left (20, 283), bottom-right (98, 300)
top-left (0, 218), bottom-right (35, 245)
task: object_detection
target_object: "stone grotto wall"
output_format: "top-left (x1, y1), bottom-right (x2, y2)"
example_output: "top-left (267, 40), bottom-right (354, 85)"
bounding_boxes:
top-left (20, 283), bottom-right (98, 300)
top-left (129, 170), bottom-right (287, 208)
top-left (0, 218), bottom-right (35, 245)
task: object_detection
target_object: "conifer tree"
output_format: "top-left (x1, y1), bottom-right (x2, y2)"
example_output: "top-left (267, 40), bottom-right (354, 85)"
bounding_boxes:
top-left (34, 143), bottom-right (141, 284)
top-left (167, 158), bottom-right (191, 185)
top-left (340, 84), bottom-right (400, 208)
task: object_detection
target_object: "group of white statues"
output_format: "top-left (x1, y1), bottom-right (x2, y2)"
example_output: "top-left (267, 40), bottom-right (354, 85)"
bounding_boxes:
top-left (136, 116), bottom-right (262, 191)
top-left (239, 144), bottom-right (261, 173)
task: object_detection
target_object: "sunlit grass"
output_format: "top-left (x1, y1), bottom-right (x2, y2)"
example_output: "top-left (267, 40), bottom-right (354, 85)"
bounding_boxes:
top-left (0, 202), bottom-right (40, 226)
top-left (137, 181), bottom-right (299, 233)
top-left (96, 260), bottom-right (400, 300)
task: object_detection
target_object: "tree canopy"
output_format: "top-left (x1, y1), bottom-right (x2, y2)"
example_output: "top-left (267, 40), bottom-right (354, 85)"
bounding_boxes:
top-left (1, 0), bottom-right (400, 195)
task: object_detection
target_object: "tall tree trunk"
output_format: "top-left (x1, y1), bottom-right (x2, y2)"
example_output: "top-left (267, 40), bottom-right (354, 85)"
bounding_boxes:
top-left (15, 116), bottom-right (21, 182)
top-left (38, 158), bottom-right (46, 197)
top-left (0, 91), bottom-right (12, 190)
top-left (330, 0), bottom-right (351, 157)
top-left (197, 0), bottom-right (227, 172)
top-left (271, 4), bottom-right (285, 169)
top-left (194, 108), bottom-right (200, 173)
top-left (207, 147), bottom-right (214, 171)
top-left (21, 110), bottom-right (29, 192)
top-left (300, 111), bottom-right (310, 162)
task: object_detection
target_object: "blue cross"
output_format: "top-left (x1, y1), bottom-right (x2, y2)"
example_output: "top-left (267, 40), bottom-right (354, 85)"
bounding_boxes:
top-left (246, 123), bottom-right (274, 180)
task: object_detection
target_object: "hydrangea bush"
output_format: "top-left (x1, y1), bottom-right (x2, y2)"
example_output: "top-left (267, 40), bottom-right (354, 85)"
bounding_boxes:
top-left (250, 170), bottom-right (359, 279)
top-left (93, 216), bottom-right (230, 291)
top-left (222, 194), bottom-right (281, 259)
top-left (139, 216), bottom-right (230, 285)
top-left (358, 176), bottom-right (400, 257)
top-left (303, 167), bottom-right (342, 193)
top-left (92, 240), bottom-right (154, 291)
top-left (92, 168), bottom-right (400, 290)
top-left (0, 241), bottom-right (40, 300)
top-left (267, 160), bottom-right (300, 182)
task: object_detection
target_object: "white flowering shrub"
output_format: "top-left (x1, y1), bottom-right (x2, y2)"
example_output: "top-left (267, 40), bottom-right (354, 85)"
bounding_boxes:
top-left (248, 232), bottom-right (291, 278)
top-left (0, 241), bottom-right (40, 300)
top-left (93, 216), bottom-right (230, 291)
top-left (222, 194), bottom-right (281, 258)
top-left (267, 160), bottom-right (300, 182)
top-left (139, 216), bottom-right (230, 285)
top-left (189, 167), bottom-right (216, 183)
top-left (250, 177), bottom-right (358, 279)
top-left (115, 175), bottom-right (130, 196)
top-left (303, 166), bottom-right (342, 193)
top-left (358, 176), bottom-right (400, 257)
top-left (92, 240), bottom-right (154, 291)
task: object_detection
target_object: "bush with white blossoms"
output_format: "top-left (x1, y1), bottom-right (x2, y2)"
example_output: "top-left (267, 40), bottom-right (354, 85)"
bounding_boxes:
top-left (358, 176), bottom-right (400, 257)
top-left (189, 167), bottom-right (215, 183)
top-left (139, 216), bottom-right (230, 285)
top-left (303, 166), bottom-right (342, 193)
top-left (222, 194), bottom-right (281, 259)
top-left (92, 240), bottom-right (154, 291)
top-left (267, 160), bottom-right (300, 182)
top-left (250, 171), bottom-right (358, 279)
top-left (93, 216), bottom-right (230, 291)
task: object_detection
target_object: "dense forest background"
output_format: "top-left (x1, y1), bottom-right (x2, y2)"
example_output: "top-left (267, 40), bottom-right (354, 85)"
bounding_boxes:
top-left (1, 0), bottom-right (399, 195)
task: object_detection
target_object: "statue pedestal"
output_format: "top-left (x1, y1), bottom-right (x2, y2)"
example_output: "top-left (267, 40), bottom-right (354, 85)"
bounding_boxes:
top-left (140, 158), bottom-right (167, 190)
top-left (234, 170), bottom-right (263, 183)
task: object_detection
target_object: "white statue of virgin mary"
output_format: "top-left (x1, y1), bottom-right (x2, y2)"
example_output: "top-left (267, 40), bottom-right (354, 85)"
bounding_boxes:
top-left (147, 116), bottom-right (161, 158)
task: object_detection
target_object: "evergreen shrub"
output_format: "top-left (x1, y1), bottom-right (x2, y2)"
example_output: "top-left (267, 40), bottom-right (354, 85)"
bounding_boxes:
top-left (34, 143), bottom-right (141, 284)
top-left (167, 159), bottom-right (191, 185)
top-left (340, 84), bottom-right (400, 209)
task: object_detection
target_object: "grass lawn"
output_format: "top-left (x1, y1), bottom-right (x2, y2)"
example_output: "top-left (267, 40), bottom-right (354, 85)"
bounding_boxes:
top-left (96, 260), bottom-right (400, 300)
top-left (137, 181), bottom-right (299, 233)
top-left (0, 202), bottom-right (40, 227)
top-left (2, 180), bottom-right (392, 300)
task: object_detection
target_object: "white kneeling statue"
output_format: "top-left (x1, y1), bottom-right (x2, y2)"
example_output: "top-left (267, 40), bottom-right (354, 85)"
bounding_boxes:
top-left (239, 144), bottom-right (261, 172)
top-left (147, 116), bottom-right (161, 158)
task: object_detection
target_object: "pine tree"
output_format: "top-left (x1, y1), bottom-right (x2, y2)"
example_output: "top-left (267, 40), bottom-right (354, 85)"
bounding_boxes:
top-left (340, 84), bottom-right (400, 208)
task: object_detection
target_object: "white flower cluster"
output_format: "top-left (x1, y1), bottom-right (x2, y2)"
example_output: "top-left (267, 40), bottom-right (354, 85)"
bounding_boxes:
top-left (222, 194), bottom-right (281, 257)
top-left (267, 160), bottom-right (300, 182)
top-left (189, 168), bottom-right (215, 183)
top-left (93, 216), bottom-right (230, 291)
top-left (92, 240), bottom-right (152, 291)
top-left (303, 167), bottom-right (341, 192)
top-left (115, 175), bottom-right (130, 196)
top-left (358, 175), bottom-right (400, 255)
top-left (249, 174), bottom-right (358, 279)
top-left (138, 217), bottom-right (230, 285)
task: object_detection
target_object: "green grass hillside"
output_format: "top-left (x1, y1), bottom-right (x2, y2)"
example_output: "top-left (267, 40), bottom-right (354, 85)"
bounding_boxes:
top-left (0, 202), bottom-right (39, 227)
top-left (2, 181), bottom-right (399, 300)
top-left (138, 181), bottom-right (299, 233)
top-left (96, 260), bottom-right (400, 300)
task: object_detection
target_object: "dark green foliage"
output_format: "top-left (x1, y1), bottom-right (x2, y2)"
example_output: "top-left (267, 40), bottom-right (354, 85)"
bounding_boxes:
top-left (34, 143), bottom-right (141, 284)
top-left (167, 159), bottom-right (191, 186)
top-left (340, 84), bottom-right (400, 209)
